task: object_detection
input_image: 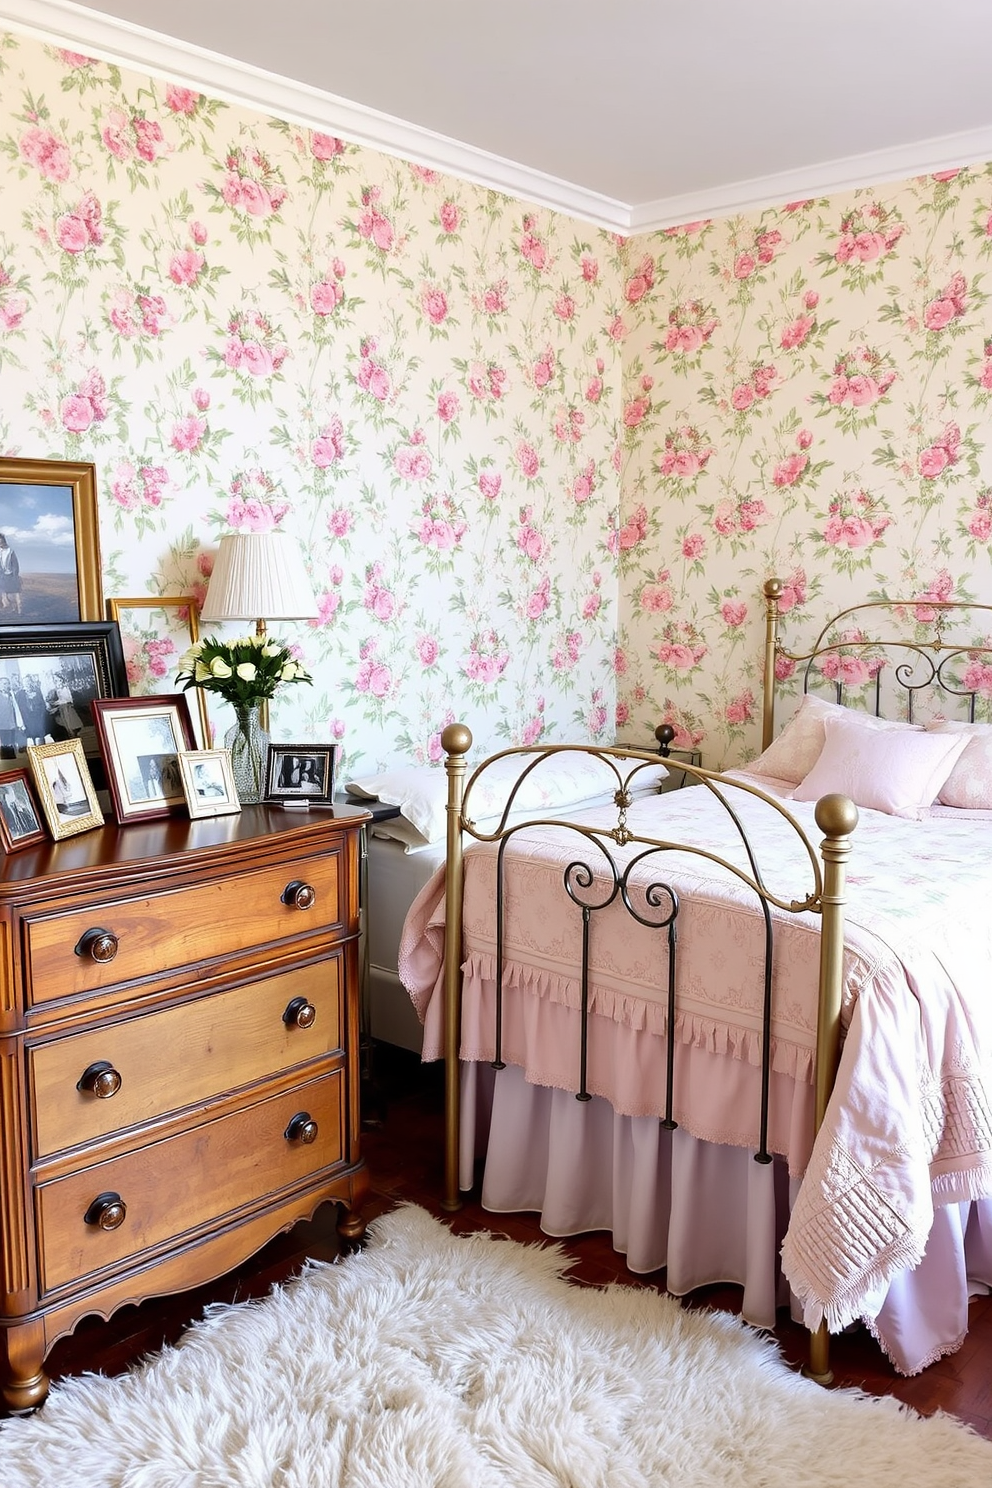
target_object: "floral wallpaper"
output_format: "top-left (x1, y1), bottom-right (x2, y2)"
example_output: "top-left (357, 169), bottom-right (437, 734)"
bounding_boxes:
top-left (0, 28), bottom-right (625, 775)
top-left (3, 24), bottom-right (992, 777)
top-left (621, 174), bottom-right (992, 765)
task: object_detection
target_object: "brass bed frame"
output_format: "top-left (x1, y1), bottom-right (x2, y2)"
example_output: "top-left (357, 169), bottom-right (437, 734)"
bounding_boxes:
top-left (436, 577), bottom-right (992, 1382)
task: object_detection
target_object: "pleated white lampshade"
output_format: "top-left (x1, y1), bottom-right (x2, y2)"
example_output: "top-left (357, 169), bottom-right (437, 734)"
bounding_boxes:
top-left (200, 531), bottom-right (319, 630)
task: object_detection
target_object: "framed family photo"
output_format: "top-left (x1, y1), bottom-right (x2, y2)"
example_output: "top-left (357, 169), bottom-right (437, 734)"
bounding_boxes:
top-left (0, 458), bottom-right (103, 625)
top-left (177, 748), bottom-right (240, 820)
top-left (27, 738), bottom-right (103, 841)
top-left (91, 694), bottom-right (196, 824)
top-left (0, 621), bottom-right (128, 796)
top-left (0, 767), bottom-right (46, 852)
top-left (262, 743), bottom-right (335, 807)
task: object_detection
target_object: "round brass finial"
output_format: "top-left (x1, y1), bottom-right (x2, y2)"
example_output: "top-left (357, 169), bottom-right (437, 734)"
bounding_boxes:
top-left (814, 793), bottom-right (859, 838)
top-left (764, 576), bottom-right (783, 599)
top-left (441, 723), bottom-right (472, 757)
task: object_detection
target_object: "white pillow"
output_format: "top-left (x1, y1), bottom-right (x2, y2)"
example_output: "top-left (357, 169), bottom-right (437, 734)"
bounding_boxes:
top-left (925, 721), bottom-right (992, 809)
top-left (792, 711), bottom-right (970, 818)
top-left (749, 694), bottom-right (917, 785)
top-left (346, 753), bottom-right (668, 848)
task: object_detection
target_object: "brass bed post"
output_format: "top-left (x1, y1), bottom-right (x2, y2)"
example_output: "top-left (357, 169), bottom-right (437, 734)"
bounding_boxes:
top-left (762, 577), bottom-right (782, 751)
top-left (805, 790), bottom-right (859, 1384)
top-left (440, 723), bottom-right (472, 1212)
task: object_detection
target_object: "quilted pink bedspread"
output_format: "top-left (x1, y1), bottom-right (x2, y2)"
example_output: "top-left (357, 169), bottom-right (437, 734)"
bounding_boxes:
top-left (398, 781), bottom-right (992, 1334)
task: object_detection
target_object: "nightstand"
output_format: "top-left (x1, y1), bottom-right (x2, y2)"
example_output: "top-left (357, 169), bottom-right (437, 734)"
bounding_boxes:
top-left (653, 724), bottom-right (701, 789)
top-left (335, 796), bottom-right (401, 1090)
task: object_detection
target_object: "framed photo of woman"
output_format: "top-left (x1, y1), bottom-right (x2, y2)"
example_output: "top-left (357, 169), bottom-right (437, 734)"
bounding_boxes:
top-left (91, 695), bottom-right (197, 824)
top-left (26, 738), bottom-right (103, 841)
top-left (0, 458), bottom-right (103, 624)
top-left (0, 767), bottom-right (46, 852)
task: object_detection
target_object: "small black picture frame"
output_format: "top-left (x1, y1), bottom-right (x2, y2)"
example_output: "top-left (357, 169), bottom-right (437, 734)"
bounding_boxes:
top-left (262, 743), bottom-right (334, 807)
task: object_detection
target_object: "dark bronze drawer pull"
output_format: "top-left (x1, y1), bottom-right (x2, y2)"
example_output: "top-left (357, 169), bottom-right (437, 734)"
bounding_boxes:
top-left (282, 996), bottom-right (317, 1029)
top-left (77, 1061), bottom-right (122, 1099)
top-left (74, 928), bottom-right (119, 964)
top-left (84, 1192), bottom-right (127, 1231)
top-left (284, 1111), bottom-right (318, 1144)
top-left (281, 879), bottom-right (316, 911)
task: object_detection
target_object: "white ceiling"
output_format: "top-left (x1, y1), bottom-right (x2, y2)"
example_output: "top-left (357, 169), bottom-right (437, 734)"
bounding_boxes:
top-left (6, 0), bottom-right (992, 231)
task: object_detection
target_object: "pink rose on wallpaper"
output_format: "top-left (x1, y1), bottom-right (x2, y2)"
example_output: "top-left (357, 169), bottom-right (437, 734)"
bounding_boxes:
top-left (190, 221), bottom-right (208, 246)
top-left (357, 356), bottom-right (390, 401)
top-left (169, 250), bottom-right (204, 287)
top-left (614, 701), bottom-right (630, 729)
top-left (519, 226), bottom-right (547, 270)
top-left (712, 503), bottom-right (737, 536)
top-left (618, 505), bottom-right (648, 551)
top-left (752, 364), bottom-right (777, 396)
top-left (682, 533), bottom-right (705, 559)
top-left (734, 251), bottom-right (756, 279)
top-left (775, 654), bottom-right (796, 681)
top-left (395, 446), bottom-right (432, 481)
top-left (417, 635), bottom-right (439, 667)
top-left (571, 462), bottom-right (595, 503)
top-left (640, 581), bottom-right (672, 613)
top-left (197, 551), bottom-right (214, 579)
top-left (820, 654), bottom-right (874, 687)
top-left (582, 593), bottom-right (601, 619)
top-left (919, 446), bottom-right (949, 478)
top-left (313, 415), bottom-right (345, 467)
top-left (438, 200), bottom-right (460, 232)
top-left (515, 441), bottom-right (539, 479)
top-left (328, 508), bottom-right (351, 537)
top-left (478, 471), bottom-right (501, 500)
top-left (516, 522), bottom-right (546, 561)
top-left (226, 495), bottom-right (288, 532)
top-left (721, 600), bottom-right (747, 627)
top-left (191, 387), bottom-right (210, 411)
top-left (725, 691), bottom-right (754, 724)
top-left (437, 391), bottom-right (459, 423)
top-left (310, 279), bottom-right (343, 315)
top-left (780, 315), bottom-right (813, 350)
top-left (421, 286), bottom-right (448, 325)
top-left (357, 207), bottom-right (394, 252)
top-left (962, 659), bottom-right (992, 696)
top-left (56, 214), bottom-right (89, 254)
top-left (805, 290), bottom-right (819, 309)
top-left (553, 293), bottom-right (575, 321)
top-left (666, 324), bottom-right (705, 354)
top-left (356, 658), bottom-right (393, 698)
top-left (739, 499), bottom-right (769, 531)
top-left (624, 255), bottom-right (654, 303)
top-left (489, 366), bottom-right (507, 399)
top-left (585, 376), bottom-right (603, 403)
top-left (796, 428), bottom-right (813, 450)
top-left (777, 570), bottom-right (807, 613)
top-left (521, 714), bottom-right (545, 745)
top-left (133, 117), bottom-right (165, 162)
top-left (924, 297), bottom-right (956, 331)
top-left (533, 349), bottom-right (555, 388)
top-left (607, 315), bottom-right (628, 341)
top-left (60, 394), bottom-right (95, 432)
top-left (170, 415), bottom-right (205, 452)
top-left (242, 341), bottom-right (276, 376)
top-left (525, 576), bottom-right (550, 620)
top-left (623, 396), bottom-right (649, 429)
top-left (0, 297), bottom-right (26, 331)
top-left (657, 643), bottom-right (698, 670)
top-left (581, 254), bottom-right (599, 282)
top-left (731, 382), bottom-right (755, 411)
top-left (756, 230), bottom-right (781, 264)
top-left (165, 85), bottom-right (200, 115)
top-left (480, 280), bottom-right (508, 314)
top-left (772, 453), bottom-right (808, 487)
top-left (969, 507), bottom-right (992, 541)
top-left (239, 178), bottom-right (273, 217)
top-left (311, 132), bottom-right (345, 160)
top-left (20, 126), bottom-right (71, 181)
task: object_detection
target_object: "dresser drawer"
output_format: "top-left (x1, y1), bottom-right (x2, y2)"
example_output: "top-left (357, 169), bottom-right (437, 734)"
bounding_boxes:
top-left (22, 850), bottom-right (344, 1008)
top-left (36, 1071), bottom-right (344, 1294)
top-left (29, 957), bottom-right (343, 1158)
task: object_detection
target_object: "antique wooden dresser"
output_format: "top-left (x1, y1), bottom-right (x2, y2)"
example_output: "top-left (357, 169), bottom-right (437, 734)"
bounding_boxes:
top-left (0, 805), bottom-right (369, 1410)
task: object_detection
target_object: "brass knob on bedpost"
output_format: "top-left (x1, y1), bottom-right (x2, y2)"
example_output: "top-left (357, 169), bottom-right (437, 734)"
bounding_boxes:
top-left (284, 1111), bottom-right (318, 1144)
top-left (84, 1192), bottom-right (127, 1230)
top-left (74, 927), bottom-right (119, 963)
top-left (655, 723), bottom-right (675, 758)
top-left (77, 1061), bottom-right (122, 1099)
top-left (281, 880), bottom-right (316, 911)
top-left (282, 996), bottom-right (316, 1029)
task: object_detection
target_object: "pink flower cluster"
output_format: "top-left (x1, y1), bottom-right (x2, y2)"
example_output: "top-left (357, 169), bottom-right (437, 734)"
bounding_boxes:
top-left (516, 509), bottom-right (546, 562)
top-left (169, 248), bottom-right (204, 287)
top-left (725, 689), bottom-right (754, 724)
top-left (657, 424), bottom-right (714, 479)
top-left (639, 570), bottom-right (673, 613)
top-left (823, 490), bottom-right (890, 549)
top-left (437, 391), bottom-right (460, 423)
top-left (570, 460), bottom-right (595, 504)
top-left (525, 574), bottom-right (551, 620)
top-left (315, 567), bottom-right (344, 626)
top-left (109, 288), bottom-right (169, 339)
top-left (966, 491), bottom-right (992, 543)
top-left (438, 200), bottom-right (460, 233)
top-left (923, 271), bottom-right (967, 331)
top-left (109, 459), bottom-right (168, 510)
top-left (775, 569), bottom-right (808, 615)
top-left (463, 630), bottom-right (509, 683)
top-left (164, 85), bottom-right (200, 116)
top-left (170, 414), bottom-right (206, 453)
top-left (417, 494), bottom-right (467, 551)
top-left (818, 649), bottom-right (884, 687)
top-left (421, 284), bottom-right (448, 325)
top-left (225, 471), bottom-right (288, 531)
top-left (395, 432), bottom-right (432, 482)
top-left (624, 254), bottom-right (655, 303)
top-left (141, 637), bottom-right (176, 680)
top-left (521, 701), bottom-right (545, 746)
top-left (772, 430), bottom-right (813, 488)
top-left (20, 126), bottom-right (71, 181)
top-left (834, 205), bottom-right (904, 264)
top-left (311, 132), bottom-right (345, 161)
top-left (473, 279), bottom-right (509, 316)
top-left (356, 642), bottom-right (393, 699)
top-left (357, 187), bottom-right (395, 252)
top-left (0, 263), bottom-right (26, 332)
top-left (102, 107), bottom-right (167, 164)
top-left (223, 310), bottom-right (288, 377)
top-left (961, 658), bottom-right (992, 697)
top-left (656, 623), bottom-right (707, 671)
top-left (515, 441), bottom-right (539, 479)
top-left (221, 146), bottom-right (286, 218)
top-left (911, 570), bottom-right (954, 624)
top-left (467, 361), bottom-right (508, 402)
top-left (363, 562), bottom-right (397, 622)
top-left (357, 341), bottom-right (391, 401)
top-left (712, 497), bottom-right (770, 536)
top-left (918, 423), bottom-right (961, 480)
top-left (56, 192), bottom-right (104, 254)
top-left (417, 635), bottom-right (440, 668)
top-left (623, 378), bottom-right (653, 430)
top-left (311, 259), bottom-right (346, 316)
top-left (533, 347), bottom-right (556, 389)
top-left (552, 405), bottom-right (585, 444)
top-left (721, 599), bottom-right (748, 627)
top-left (826, 345), bottom-right (896, 408)
top-left (733, 229), bottom-right (781, 279)
top-left (312, 413), bottom-right (345, 468)
top-left (61, 369), bottom-right (108, 432)
top-left (730, 363), bottom-right (777, 411)
top-left (478, 469), bottom-right (502, 501)
top-left (780, 294), bottom-right (819, 349)
top-left (519, 215), bottom-right (548, 270)
top-left (663, 299), bottom-right (718, 354)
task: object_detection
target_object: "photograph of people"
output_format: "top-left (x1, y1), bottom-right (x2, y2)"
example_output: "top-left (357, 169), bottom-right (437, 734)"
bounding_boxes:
top-left (0, 778), bottom-right (38, 838)
top-left (0, 533), bottom-right (22, 618)
top-left (46, 756), bottom-right (88, 817)
top-left (0, 676), bottom-right (24, 759)
top-left (192, 759), bottom-right (225, 799)
top-left (46, 672), bottom-right (83, 739)
top-left (277, 752), bottom-right (325, 794)
top-left (15, 673), bottom-right (50, 747)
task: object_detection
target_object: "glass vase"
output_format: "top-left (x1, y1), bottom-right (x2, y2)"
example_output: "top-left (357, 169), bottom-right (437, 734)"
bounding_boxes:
top-left (224, 702), bottom-right (270, 804)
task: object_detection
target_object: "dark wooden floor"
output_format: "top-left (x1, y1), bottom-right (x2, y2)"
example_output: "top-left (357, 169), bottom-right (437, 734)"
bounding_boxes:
top-left (12, 1042), bottom-right (992, 1440)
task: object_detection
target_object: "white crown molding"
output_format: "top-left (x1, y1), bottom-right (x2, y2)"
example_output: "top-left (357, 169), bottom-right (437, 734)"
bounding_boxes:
top-left (0, 0), bottom-right (630, 231)
top-left (4, 1), bottom-right (992, 237)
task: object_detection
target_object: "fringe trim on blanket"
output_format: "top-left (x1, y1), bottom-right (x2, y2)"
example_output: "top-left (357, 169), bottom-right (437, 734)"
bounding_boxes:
top-left (464, 953), bottom-right (816, 1085)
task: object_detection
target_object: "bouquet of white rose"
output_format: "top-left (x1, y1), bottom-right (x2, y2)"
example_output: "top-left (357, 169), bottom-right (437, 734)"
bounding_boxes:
top-left (175, 633), bottom-right (312, 709)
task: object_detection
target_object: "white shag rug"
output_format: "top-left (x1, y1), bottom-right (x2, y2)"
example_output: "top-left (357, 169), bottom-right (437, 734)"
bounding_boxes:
top-left (1, 1204), bottom-right (989, 1487)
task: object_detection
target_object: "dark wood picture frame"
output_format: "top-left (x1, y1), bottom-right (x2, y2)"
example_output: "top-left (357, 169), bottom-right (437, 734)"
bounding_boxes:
top-left (262, 743), bottom-right (335, 807)
top-left (0, 620), bottom-right (128, 794)
top-left (91, 694), bottom-right (197, 824)
top-left (0, 457), bottom-right (104, 625)
top-left (0, 767), bottom-right (46, 852)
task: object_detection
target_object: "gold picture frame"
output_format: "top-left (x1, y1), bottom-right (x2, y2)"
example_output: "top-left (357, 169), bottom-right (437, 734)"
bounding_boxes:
top-left (106, 595), bottom-right (211, 748)
top-left (0, 458), bottom-right (103, 624)
top-left (26, 737), bottom-right (103, 841)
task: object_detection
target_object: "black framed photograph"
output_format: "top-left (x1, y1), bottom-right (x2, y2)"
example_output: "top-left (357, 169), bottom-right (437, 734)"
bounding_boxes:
top-left (26, 738), bottom-right (103, 841)
top-left (262, 743), bottom-right (335, 807)
top-left (91, 694), bottom-right (197, 824)
top-left (0, 767), bottom-right (46, 852)
top-left (0, 458), bottom-right (104, 625)
top-left (177, 748), bottom-right (241, 820)
top-left (0, 621), bottom-right (128, 796)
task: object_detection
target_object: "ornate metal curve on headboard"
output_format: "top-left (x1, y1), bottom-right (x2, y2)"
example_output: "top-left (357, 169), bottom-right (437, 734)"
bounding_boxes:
top-left (762, 577), bottom-right (992, 749)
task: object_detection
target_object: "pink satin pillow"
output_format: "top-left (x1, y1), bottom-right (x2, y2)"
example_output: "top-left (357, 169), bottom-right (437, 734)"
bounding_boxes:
top-left (925, 721), bottom-right (992, 809)
top-left (792, 711), bottom-right (970, 818)
top-left (749, 694), bottom-right (916, 786)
